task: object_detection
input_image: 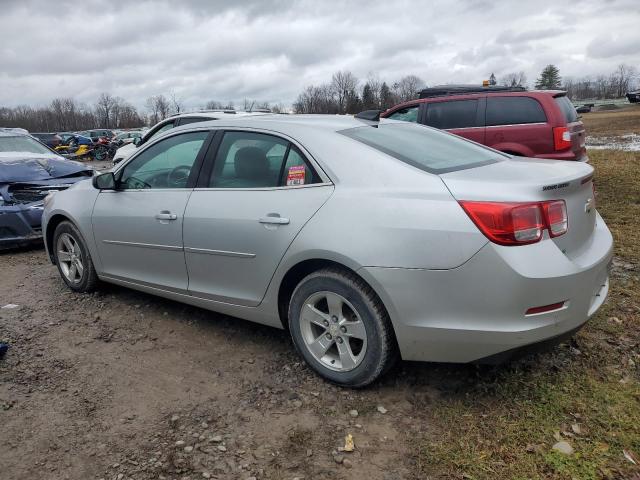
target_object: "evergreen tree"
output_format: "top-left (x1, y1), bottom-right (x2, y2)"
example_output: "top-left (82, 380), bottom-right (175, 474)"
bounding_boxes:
top-left (489, 73), bottom-right (497, 86)
top-left (535, 65), bottom-right (562, 90)
top-left (379, 82), bottom-right (393, 109)
top-left (361, 83), bottom-right (376, 109)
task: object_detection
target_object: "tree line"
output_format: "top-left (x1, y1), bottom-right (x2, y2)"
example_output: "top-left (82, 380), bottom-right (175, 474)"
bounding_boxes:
top-left (293, 72), bottom-right (426, 114)
top-left (1, 63), bottom-right (637, 132)
top-left (0, 92), bottom-right (280, 133)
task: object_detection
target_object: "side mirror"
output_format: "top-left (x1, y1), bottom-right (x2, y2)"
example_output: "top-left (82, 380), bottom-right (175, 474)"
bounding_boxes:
top-left (92, 172), bottom-right (116, 190)
top-left (133, 136), bottom-right (142, 146)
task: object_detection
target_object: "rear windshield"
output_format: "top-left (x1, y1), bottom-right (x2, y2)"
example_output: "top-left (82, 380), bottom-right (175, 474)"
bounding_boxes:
top-left (0, 135), bottom-right (52, 154)
top-left (339, 122), bottom-right (503, 174)
top-left (554, 96), bottom-right (579, 123)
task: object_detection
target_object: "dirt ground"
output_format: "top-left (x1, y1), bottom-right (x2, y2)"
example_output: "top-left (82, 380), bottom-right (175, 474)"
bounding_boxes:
top-left (1, 147), bottom-right (638, 480)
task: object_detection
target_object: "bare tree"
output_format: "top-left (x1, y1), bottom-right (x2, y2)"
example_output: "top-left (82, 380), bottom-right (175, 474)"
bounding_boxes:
top-left (331, 71), bottom-right (359, 113)
top-left (500, 71), bottom-right (527, 88)
top-left (393, 75), bottom-right (424, 102)
top-left (169, 90), bottom-right (184, 115)
top-left (205, 100), bottom-right (223, 110)
top-left (95, 93), bottom-right (117, 128)
top-left (145, 95), bottom-right (171, 125)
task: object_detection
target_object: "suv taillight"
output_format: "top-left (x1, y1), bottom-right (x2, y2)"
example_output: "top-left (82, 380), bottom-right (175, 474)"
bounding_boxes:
top-left (459, 200), bottom-right (567, 246)
top-left (553, 126), bottom-right (572, 151)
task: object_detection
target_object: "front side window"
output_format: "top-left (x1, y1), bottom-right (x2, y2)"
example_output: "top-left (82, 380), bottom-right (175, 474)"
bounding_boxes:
top-left (340, 123), bottom-right (503, 174)
top-left (387, 106), bottom-right (419, 123)
top-left (486, 97), bottom-right (547, 126)
top-left (208, 131), bottom-right (320, 188)
top-left (119, 131), bottom-right (207, 189)
top-left (425, 100), bottom-right (478, 129)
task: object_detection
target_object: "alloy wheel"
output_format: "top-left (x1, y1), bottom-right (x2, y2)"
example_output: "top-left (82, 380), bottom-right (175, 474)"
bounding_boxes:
top-left (56, 233), bottom-right (84, 284)
top-left (299, 291), bottom-right (368, 372)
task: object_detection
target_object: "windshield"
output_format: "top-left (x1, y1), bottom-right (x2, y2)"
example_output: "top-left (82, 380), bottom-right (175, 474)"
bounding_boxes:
top-left (0, 135), bottom-right (53, 155)
top-left (340, 122), bottom-right (504, 174)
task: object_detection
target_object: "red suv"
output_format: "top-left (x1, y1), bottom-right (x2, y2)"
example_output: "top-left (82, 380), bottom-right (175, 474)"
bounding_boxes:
top-left (382, 85), bottom-right (587, 161)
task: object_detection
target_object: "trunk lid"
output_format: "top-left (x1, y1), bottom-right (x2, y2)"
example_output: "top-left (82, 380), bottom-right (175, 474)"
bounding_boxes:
top-left (441, 157), bottom-right (596, 256)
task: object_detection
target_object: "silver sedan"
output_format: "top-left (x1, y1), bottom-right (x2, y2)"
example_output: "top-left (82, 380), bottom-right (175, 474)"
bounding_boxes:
top-left (42, 114), bottom-right (613, 387)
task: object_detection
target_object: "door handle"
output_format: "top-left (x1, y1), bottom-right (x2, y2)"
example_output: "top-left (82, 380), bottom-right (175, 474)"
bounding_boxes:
top-left (259, 214), bottom-right (290, 225)
top-left (155, 212), bottom-right (177, 221)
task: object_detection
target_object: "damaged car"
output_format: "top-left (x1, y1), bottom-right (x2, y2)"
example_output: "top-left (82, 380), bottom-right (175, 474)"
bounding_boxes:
top-left (0, 128), bottom-right (93, 250)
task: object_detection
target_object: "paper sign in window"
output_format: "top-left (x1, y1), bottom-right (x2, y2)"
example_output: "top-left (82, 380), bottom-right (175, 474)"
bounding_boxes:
top-left (286, 165), bottom-right (305, 186)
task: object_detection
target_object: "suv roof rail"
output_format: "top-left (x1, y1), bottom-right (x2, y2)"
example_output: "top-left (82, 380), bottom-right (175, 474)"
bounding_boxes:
top-left (418, 84), bottom-right (526, 99)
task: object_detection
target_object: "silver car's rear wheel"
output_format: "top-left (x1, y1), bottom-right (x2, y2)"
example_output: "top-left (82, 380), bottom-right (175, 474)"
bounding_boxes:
top-left (56, 233), bottom-right (84, 284)
top-left (288, 267), bottom-right (397, 387)
top-left (299, 291), bottom-right (368, 372)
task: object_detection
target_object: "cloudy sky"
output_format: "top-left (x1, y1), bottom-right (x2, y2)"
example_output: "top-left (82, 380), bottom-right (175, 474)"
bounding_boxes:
top-left (1, 0), bottom-right (638, 110)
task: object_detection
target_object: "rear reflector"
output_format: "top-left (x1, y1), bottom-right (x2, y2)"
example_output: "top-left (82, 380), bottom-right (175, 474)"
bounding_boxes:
top-left (459, 200), bottom-right (567, 246)
top-left (525, 301), bottom-right (565, 315)
top-left (553, 126), bottom-right (572, 151)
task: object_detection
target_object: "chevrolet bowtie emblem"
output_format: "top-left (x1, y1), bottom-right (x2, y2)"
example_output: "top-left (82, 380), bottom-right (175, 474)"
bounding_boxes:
top-left (585, 197), bottom-right (594, 213)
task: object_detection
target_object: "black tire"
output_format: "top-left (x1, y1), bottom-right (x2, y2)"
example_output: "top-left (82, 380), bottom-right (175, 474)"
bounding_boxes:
top-left (53, 221), bottom-right (99, 293)
top-left (288, 267), bottom-right (397, 387)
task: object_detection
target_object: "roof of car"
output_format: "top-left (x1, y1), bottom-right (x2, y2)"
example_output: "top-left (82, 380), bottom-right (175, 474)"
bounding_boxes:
top-left (0, 128), bottom-right (29, 137)
top-left (171, 113), bottom-right (384, 134)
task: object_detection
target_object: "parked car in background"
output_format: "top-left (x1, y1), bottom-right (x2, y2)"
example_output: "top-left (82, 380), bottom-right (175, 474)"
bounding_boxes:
top-left (626, 90), bottom-right (640, 103)
top-left (0, 128), bottom-right (93, 249)
top-left (111, 111), bottom-right (268, 166)
top-left (31, 132), bottom-right (62, 148)
top-left (112, 130), bottom-right (143, 146)
top-left (43, 114), bottom-right (611, 386)
top-left (382, 85), bottom-right (587, 161)
top-left (77, 129), bottom-right (115, 142)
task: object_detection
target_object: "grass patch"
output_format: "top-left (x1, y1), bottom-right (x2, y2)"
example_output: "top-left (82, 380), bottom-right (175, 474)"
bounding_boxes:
top-left (417, 150), bottom-right (640, 479)
top-left (582, 106), bottom-right (640, 137)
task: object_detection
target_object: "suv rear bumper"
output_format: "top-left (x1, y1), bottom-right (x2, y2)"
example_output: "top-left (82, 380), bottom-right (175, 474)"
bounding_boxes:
top-left (534, 151), bottom-right (589, 162)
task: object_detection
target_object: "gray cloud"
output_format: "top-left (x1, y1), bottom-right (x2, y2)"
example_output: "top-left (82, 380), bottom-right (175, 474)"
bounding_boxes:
top-left (0, 0), bottom-right (638, 110)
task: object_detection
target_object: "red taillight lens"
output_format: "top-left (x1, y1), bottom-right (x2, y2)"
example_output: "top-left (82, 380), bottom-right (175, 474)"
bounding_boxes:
top-left (459, 202), bottom-right (543, 246)
top-left (553, 126), bottom-right (572, 151)
top-left (542, 200), bottom-right (568, 237)
top-left (525, 301), bottom-right (566, 315)
top-left (460, 200), bottom-right (568, 246)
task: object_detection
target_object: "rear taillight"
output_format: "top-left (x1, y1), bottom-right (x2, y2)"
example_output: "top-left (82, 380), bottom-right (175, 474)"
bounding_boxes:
top-left (543, 200), bottom-right (568, 237)
top-left (553, 126), bottom-right (572, 151)
top-left (459, 200), bottom-right (568, 246)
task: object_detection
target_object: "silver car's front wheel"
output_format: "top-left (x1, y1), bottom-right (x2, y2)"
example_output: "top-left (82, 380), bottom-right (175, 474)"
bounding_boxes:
top-left (53, 221), bottom-right (98, 293)
top-left (289, 268), bottom-right (397, 387)
top-left (299, 291), bottom-right (368, 372)
top-left (56, 233), bottom-right (84, 284)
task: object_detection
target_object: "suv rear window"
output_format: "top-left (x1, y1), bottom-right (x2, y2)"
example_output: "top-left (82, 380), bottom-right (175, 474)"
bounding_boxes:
top-left (340, 123), bottom-right (503, 174)
top-left (425, 99), bottom-right (478, 129)
top-left (554, 96), bottom-right (579, 123)
top-left (486, 97), bottom-right (546, 126)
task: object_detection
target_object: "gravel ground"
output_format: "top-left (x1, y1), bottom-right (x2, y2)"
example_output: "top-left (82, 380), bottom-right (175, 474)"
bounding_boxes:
top-left (0, 241), bottom-right (435, 480)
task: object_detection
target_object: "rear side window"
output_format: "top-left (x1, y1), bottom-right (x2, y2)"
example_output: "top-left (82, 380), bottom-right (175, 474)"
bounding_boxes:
top-left (554, 96), bottom-right (579, 123)
top-left (340, 123), bottom-right (503, 174)
top-left (387, 106), bottom-right (419, 123)
top-left (486, 97), bottom-right (546, 126)
top-left (425, 100), bottom-right (478, 129)
top-left (208, 132), bottom-right (320, 188)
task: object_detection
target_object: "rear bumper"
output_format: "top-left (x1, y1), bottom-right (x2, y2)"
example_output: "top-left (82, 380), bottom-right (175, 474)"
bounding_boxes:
top-left (359, 212), bottom-right (613, 362)
top-left (0, 205), bottom-right (44, 250)
top-left (534, 151), bottom-right (588, 162)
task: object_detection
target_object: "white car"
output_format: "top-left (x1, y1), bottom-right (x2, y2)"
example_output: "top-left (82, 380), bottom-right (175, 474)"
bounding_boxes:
top-left (112, 111), bottom-right (268, 166)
